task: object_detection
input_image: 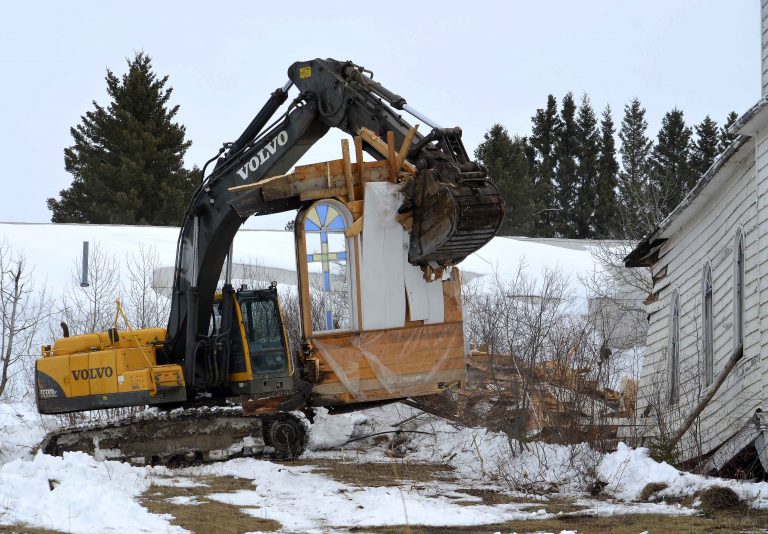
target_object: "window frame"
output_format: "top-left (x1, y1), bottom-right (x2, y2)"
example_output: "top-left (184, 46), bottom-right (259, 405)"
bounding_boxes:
top-left (668, 288), bottom-right (680, 405)
top-left (734, 229), bottom-right (745, 352)
top-left (295, 199), bottom-right (359, 336)
top-left (702, 263), bottom-right (714, 386)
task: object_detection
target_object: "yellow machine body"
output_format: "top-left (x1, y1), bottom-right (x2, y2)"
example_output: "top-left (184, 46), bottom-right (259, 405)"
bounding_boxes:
top-left (36, 327), bottom-right (186, 414)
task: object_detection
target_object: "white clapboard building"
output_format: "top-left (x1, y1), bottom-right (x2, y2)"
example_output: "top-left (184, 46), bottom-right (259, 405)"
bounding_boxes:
top-left (625, 1), bottom-right (768, 472)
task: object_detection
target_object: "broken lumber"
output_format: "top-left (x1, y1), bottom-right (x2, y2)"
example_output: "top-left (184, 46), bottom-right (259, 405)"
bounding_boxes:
top-left (358, 128), bottom-right (417, 173)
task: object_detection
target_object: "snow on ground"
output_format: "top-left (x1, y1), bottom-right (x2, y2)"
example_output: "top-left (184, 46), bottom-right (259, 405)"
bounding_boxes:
top-left (2, 401), bottom-right (768, 533)
top-left (0, 400), bottom-right (48, 463)
top-left (183, 458), bottom-right (557, 531)
top-left (598, 442), bottom-right (768, 508)
top-left (0, 451), bottom-right (183, 533)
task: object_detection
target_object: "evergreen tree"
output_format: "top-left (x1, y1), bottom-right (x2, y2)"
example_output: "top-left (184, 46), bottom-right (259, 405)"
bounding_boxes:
top-left (573, 94), bottom-right (599, 239)
top-left (649, 108), bottom-right (693, 219)
top-left (48, 52), bottom-right (196, 225)
top-left (690, 115), bottom-right (720, 178)
top-left (529, 95), bottom-right (560, 237)
top-left (594, 105), bottom-right (619, 238)
top-left (475, 125), bottom-right (535, 236)
top-left (719, 110), bottom-right (739, 151)
top-left (618, 98), bottom-right (654, 237)
top-left (555, 92), bottom-right (578, 237)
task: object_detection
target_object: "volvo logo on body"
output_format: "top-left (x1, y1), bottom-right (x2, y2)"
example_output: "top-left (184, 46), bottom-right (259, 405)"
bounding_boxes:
top-left (236, 130), bottom-right (289, 180)
top-left (71, 367), bottom-right (114, 380)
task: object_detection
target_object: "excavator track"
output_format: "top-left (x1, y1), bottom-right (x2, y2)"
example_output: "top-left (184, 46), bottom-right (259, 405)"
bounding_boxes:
top-left (38, 406), bottom-right (309, 466)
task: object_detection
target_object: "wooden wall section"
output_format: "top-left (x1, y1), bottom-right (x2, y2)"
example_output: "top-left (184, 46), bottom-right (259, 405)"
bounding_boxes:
top-left (309, 320), bottom-right (465, 406)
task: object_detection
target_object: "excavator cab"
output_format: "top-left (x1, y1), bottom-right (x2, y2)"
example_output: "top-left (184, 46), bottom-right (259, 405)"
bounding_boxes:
top-left (211, 286), bottom-right (296, 399)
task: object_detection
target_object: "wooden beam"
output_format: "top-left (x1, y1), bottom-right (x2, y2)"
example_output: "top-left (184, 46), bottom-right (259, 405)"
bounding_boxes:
top-left (667, 343), bottom-right (744, 450)
top-left (228, 173), bottom-right (290, 192)
top-left (354, 136), bottom-right (364, 182)
top-left (299, 186), bottom-right (348, 202)
top-left (341, 139), bottom-right (356, 201)
top-left (344, 215), bottom-right (364, 238)
top-left (358, 127), bottom-right (417, 173)
top-left (346, 199), bottom-right (364, 220)
top-left (387, 131), bottom-right (397, 183)
top-left (396, 125), bottom-right (418, 171)
top-left (294, 213), bottom-right (314, 339)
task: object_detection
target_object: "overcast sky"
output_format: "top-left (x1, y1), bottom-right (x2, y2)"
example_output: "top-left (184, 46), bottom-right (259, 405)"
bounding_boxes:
top-left (0, 0), bottom-right (760, 225)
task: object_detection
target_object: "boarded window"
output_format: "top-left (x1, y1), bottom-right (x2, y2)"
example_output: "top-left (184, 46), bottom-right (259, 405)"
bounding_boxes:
top-left (734, 230), bottom-right (745, 351)
top-left (668, 289), bottom-right (680, 404)
top-left (702, 264), bottom-right (714, 386)
top-left (301, 200), bottom-right (358, 333)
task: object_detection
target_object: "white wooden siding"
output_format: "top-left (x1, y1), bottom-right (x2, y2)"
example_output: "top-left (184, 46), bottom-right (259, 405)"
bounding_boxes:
top-left (637, 144), bottom-right (761, 458)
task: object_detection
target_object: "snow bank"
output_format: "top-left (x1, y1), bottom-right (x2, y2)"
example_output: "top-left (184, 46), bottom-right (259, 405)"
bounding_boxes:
top-left (0, 451), bottom-right (183, 533)
top-left (0, 401), bottom-right (48, 463)
top-left (307, 407), bottom-right (369, 450)
top-left (598, 443), bottom-right (768, 508)
top-left (0, 223), bottom-right (604, 305)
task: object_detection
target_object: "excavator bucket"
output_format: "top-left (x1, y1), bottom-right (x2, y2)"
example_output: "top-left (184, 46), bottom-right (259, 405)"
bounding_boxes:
top-left (408, 165), bottom-right (505, 266)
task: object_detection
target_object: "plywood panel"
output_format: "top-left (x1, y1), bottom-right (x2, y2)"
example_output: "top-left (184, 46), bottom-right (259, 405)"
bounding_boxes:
top-left (361, 182), bottom-right (406, 329)
top-left (310, 321), bottom-right (465, 404)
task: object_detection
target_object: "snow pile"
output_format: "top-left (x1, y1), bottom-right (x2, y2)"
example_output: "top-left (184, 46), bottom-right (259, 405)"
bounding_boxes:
top-left (307, 407), bottom-right (368, 450)
top-left (0, 401), bottom-right (49, 463)
top-left (306, 404), bottom-right (598, 493)
top-left (598, 443), bottom-right (768, 508)
top-left (0, 451), bottom-right (183, 533)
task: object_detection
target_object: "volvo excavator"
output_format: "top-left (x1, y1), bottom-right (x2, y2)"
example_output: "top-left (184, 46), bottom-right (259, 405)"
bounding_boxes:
top-left (35, 58), bottom-right (504, 465)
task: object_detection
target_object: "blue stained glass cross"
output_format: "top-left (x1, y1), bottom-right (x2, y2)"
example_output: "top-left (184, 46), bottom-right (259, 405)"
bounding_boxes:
top-left (305, 203), bottom-right (348, 330)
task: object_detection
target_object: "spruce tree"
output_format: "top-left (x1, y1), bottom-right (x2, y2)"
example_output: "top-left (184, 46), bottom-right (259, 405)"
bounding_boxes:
top-left (618, 98), bottom-right (654, 237)
top-left (649, 108), bottom-right (693, 219)
top-left (719, 110), bottom-right (739, 152)
top-left (529, 95), bottom-right (560, 237)
top-left (594, 105), bottom-right (619, 238)
top-left (48, 52), bottom-right (196, 225)
top-left (555, 92), bottom-right (578, 237)
top-left (690, 115), bottom-right (720, 178)
top-left (475, 125), bottom-right (535, 236)
top-left (573, 94), bottom-right (599, 239)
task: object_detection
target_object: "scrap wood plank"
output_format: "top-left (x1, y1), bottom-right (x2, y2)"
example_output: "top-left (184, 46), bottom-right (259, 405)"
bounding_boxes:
top-left (228, 159), bottom-right (392, 202)
top-left (358, 128), bottom-right (417, 173)
top-left (396, 125), bottom-right (418, 171)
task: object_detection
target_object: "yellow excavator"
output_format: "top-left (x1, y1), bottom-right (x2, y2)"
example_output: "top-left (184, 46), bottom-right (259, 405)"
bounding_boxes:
top-left (35, 58), bottom-right (504, 464)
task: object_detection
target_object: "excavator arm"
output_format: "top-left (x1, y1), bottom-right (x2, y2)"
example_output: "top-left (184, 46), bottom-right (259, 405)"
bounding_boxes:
top-left (164, 58), bottom-right (504, 394)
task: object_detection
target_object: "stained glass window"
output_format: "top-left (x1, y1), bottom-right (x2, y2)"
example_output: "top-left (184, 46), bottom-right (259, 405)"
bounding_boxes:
top-left (303, 201), bottom-right (354, 332)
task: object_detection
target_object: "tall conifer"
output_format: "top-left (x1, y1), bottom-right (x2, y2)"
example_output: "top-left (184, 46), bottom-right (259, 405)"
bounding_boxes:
top-left (555, 92), bottom-right (578, 237)
top-left (475, 125), bottom-right (535, 236)
top-left (573, 95), bottom-right (599, 239)
top-left (48, 52), bottom-right (196, 224)
top-left (690, 115), bottom-right (720, 178)
top-left (529, 95), bottom-right (560, 237)
top-left (594, 105), bottom-right (619, 238)
top-left (649, 109), bottom-right (693, 219)
top-left (618, 98), bottom-right (654, 237)
top-left (719, 110), bottom-right (739, 151)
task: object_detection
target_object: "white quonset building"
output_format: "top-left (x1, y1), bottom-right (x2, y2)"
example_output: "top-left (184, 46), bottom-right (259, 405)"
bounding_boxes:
top-left (625, 1), bottom-right (768, 473)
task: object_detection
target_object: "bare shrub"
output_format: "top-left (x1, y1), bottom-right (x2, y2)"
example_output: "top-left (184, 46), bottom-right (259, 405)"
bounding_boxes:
top-left (0, 240), bottom-right (51, 402)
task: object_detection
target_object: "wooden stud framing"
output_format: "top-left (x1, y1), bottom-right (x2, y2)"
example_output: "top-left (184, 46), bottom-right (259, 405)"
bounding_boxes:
top-left (344, 215), bottom-right (364, 238)
top-left (396, 125), bottom-right (418, 171)
top-left (299, 186), bottom-right (348, 202)
top-left (341, 139), bottom-right (356, 201)
top-left (294, 214), bottom-right (314, 338)
top-left (358, 128), bottom-right (417, 173)
top-left (387, 131), bottom-right (397, 183)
